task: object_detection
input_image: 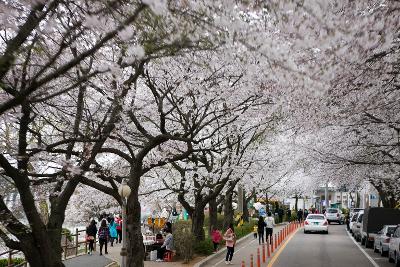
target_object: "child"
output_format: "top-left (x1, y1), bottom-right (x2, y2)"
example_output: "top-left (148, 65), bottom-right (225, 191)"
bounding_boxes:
top-left (211, 227), bottom-right (222, 253)
top-left (253, 225), bottom-right (258, 239)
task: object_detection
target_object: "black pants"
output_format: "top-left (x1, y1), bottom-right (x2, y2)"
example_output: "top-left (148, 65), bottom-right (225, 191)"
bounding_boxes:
top-left (157, 246), bottom-right (166, 260)
top-left (213, 242), bottom-right (219, 251)
top-left (99, 238), bottom-right (107, 254)
top-left (88, 239), bottom-right (95, 252)
top-left (225, 246), bottom-right (234, 262)
top-left (117, 229), bottom-right (122, 243)
top-left (258, 231), bottom-right (264, 244)
top-left (109, 237), bottom-right (115, 246)
top-left (266, 228), bottom-right (273, 244)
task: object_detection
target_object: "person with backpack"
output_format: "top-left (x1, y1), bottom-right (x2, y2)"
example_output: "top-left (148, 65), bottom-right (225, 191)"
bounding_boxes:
top-left (265, 212), bottom-right (275, 245)
top-left (86, 220), bottom-right (97, 255)
top-left (108, 219), bottom-right (118, 247)
top-left (224, 224), bottom-right (236, 265)
top-left (98, 219), bottom-right (110, 255)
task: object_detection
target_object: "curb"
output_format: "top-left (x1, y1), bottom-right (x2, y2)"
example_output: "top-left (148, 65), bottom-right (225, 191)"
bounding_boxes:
top-left (104, 261), bottom-right (119, 267)
top-left (194, 223), bottom-right (287, 267)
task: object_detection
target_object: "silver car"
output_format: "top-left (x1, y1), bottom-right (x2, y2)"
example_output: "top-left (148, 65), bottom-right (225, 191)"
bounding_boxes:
top-left (388, 225), bottom-right (400, 266)
top-left (353, 211), bottom-right (364, 242)
top-left (374, 225), bottom-right (397, 256)
top-left (325, 208), bottom-right (344, 224)
top-left (349, 213), bottom-right (358, 234)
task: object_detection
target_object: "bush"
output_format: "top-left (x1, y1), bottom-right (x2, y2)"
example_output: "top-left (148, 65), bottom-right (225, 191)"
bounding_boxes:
top-left (193, 239), bottom-right (214, 255)
top-left (62, 228), bottom-right (73, 242)
top-left (0, 258), bottom-right (25, 267)
top-left (173, 220), bottom-right (195, 263)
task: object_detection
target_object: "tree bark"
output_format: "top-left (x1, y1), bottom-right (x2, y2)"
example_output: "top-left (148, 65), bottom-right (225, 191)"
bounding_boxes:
top-left (191, 199), bottom-right (205, 241)
top-left (294, 195), bottom-right (299, 212)
top-left (223, 190), bottom-right (234, 230)
top-left (208, 195), bottom-right (218, 235)
top-left (126, 170), bottom-right (145, 267)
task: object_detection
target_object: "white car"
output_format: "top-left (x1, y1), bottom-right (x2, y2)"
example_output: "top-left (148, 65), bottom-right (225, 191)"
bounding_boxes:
top-left (304, 214), bottom-right (328, 234)
top-left (352, 210), bottom-right (364, 242)
top-left (374, 225), bottom-right (397, 256)
top-left (349, 213), bottom-right (358, 234)
top-left (388, 225), bottom-right (400, 266)
top-left (325, 208), bottom-right (344, 224)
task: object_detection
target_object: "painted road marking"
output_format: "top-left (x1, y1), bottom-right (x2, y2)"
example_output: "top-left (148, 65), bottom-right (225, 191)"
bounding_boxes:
top-left (267, 227), bottom-right (300, 267)
top-left (345, 230), bottom-right (379, 267)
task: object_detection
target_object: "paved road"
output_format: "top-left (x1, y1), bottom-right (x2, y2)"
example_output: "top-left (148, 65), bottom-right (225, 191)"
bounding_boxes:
top-left (64, 254), bottom-right (113, 267)
top-left (273, 224), bottom-right (392, 267)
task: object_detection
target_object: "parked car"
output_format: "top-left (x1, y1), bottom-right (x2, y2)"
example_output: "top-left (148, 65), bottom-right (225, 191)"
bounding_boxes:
top-left (353, 210), bottom-right (364, 242)
top-left (304, 214), bottom-right (328, 234)
top-left (350, 208), bottom-right (364, 216)
top-left (373, 225), bottom-right (397, 256)
top-left (325, 208), bottom-right (344, 224)
top-left (388, 225), bottom-right (400, 266)
top-left (349, 213), bottom-right (359, 234)
top-left (361, 208), bottom-right (400, 248)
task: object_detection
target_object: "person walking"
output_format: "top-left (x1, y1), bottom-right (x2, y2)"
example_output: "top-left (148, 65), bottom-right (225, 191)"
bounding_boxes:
top-left (287, 209), bottom-right (292, 222)
top-left (304, 208), bottom-right (309, 219)
top-left (115, 215), bottom-right (122, 243)
top-left (224, 224), bottom-right (236, 265)
top-left (257, 216), bottom-right (266, 244)
top-left (297, 209), bottom-right (303, 223)
top-left (265, 211), bottom-right (275, 245)
top-left (211, 227), bottom-right (222, 253)
top-left (98, 219), bottom-right (110, 255)
top-left (278, 208), bottom-right (284, 223)
top-left (86, 220), bottom-right (97, 255)
top-left (108, 219), bottom-right (118, 247)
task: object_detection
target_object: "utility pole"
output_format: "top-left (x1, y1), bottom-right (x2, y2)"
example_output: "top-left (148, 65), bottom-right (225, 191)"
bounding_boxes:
top-left (325, 182), bottom-right (329, 209)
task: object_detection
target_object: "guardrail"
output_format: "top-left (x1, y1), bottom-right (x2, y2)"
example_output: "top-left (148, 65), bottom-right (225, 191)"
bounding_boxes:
top-left (0, 228), bottom-right (95, 266)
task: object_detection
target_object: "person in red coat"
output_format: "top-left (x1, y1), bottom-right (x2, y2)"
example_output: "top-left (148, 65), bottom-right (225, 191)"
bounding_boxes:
top-left (115, 215), bottom-right (122, 243)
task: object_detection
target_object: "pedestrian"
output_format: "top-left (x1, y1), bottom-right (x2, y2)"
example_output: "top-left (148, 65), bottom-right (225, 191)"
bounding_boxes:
top-left (115, 215), bottom-right (122, 243)
top-left (278, 208), bottom-right (284, 223)
top-left (257, 216), bottom-right (266, 244)
top-left (86, 219), bottom-right (97, 255)
top-left (265, 211), bottom-right (275, 245)
top-left (224, 223), bottom-right (236, 265)
top-left (345, 214), bottom-right (350, 231)
top-left (297, 209), bottom-right (303, 223)
top-left (98, 219), bottom-right (110, 255)
top-left (253, 225), bottom-right (258, 239)
top-left (108, 218), bottom-right (117, 247)
top-left (211, 227), bottom-right (222, 253)
top-left (304, 209), bottom-right (309, 219)
top-left (287, 209), bottom-right (292, 222)
top-left (156, 228), bottom-right (174, 262)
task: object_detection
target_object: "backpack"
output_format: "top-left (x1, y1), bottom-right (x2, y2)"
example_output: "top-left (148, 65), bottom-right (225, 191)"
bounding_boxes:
top-left (98, 227), bottom-right (109, 239)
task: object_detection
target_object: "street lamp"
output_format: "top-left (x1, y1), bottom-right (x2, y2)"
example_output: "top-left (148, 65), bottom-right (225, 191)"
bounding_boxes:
top-left (118, 179), bottom-right (131, 267)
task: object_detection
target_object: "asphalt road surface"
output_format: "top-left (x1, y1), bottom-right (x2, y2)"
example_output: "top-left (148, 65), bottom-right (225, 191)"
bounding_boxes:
top-left (273, 224), bottom-right (393, 267)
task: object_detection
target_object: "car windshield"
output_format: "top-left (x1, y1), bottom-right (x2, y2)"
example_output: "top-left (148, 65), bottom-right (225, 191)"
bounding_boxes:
top-left (388, 227), bottom-right (397, 234)
top-left (351, 214), bottom-right (358, 221)
top-left (358, 214), bottom-right (363, 222)
top-left (327, 209), bottom-right (338, 213)
top-left (307, 215), bottom-right (325, 220)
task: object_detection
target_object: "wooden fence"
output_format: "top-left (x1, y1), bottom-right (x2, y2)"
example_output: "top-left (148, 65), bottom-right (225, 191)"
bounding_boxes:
top-left (0, 228), bottom-right (95, 266)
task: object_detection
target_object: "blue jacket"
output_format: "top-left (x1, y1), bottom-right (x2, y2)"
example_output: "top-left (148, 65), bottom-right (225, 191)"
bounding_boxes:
top-left (109, 221), bottom-right (118, 238)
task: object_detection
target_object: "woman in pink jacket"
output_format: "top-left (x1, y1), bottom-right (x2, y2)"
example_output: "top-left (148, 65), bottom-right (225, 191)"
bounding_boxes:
top-left (211, 227), bottom-right (222, 253)
top-left (224, 224), bottom-right (236, 265)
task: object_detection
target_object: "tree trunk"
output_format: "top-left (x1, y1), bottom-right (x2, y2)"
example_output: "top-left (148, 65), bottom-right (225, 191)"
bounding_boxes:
top-left (242, 194), bottom-right (250, 222)
top-left (223, 191), bottom-right (234, 230)
top-left (294, 195), bottom-right (298, 212)
top-left (192, 205), bottom-right (205, 241)
top-left (209, 196), bottom-right (218, 235)
top-left (126, 172), bottom-right (145, 267)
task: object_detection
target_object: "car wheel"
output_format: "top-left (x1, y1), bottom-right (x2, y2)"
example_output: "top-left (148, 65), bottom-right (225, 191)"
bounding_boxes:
top-left (374, 244), bottom-right (378, 253)
top-left (366, 240), bottom-right (372, 248)
top-left (361, 237), bottom-right (366, 245)
top-left (380, 246), bottom-right (387, 257)
top-left (325, 231), bottom-right (329, 234)
top-left (304, 230), bottom-right (307, 234)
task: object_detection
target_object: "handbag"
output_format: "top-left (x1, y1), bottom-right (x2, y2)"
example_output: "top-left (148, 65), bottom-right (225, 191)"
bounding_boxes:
top-left (86, 235), bottom-right (94, 241)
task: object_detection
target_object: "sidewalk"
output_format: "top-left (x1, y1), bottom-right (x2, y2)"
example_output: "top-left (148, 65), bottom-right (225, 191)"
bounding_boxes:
top-left (198, 223), bottom-right (294, 267)
top-left (105, 242), bottom-right (205, 267)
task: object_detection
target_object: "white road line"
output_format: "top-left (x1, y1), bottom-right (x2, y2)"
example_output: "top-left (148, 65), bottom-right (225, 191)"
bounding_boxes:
top-left (345, 230), bottom-right (379, 267)
top-left (212, 238), bottom-right (257, 266)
